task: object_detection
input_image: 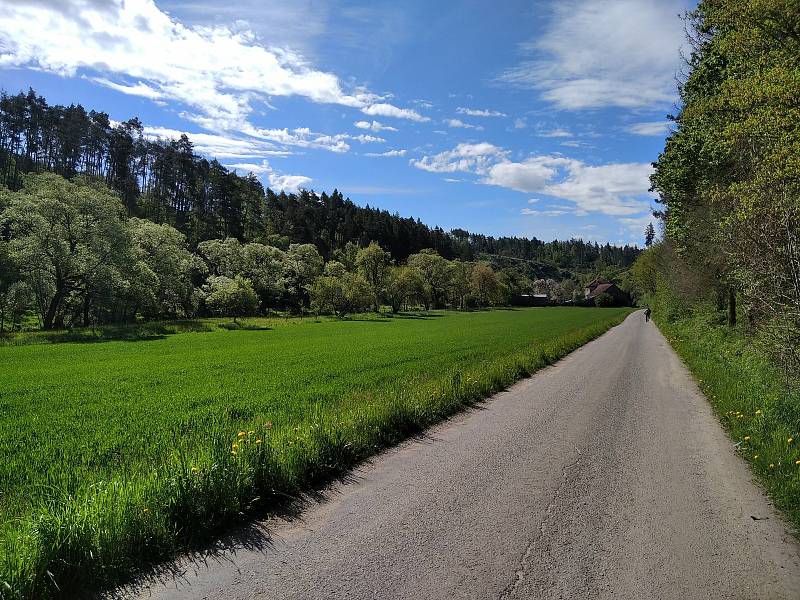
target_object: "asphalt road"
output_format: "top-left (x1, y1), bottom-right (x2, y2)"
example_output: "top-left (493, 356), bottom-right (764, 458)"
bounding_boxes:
top-left (125, 312), bottom-right (800, 600)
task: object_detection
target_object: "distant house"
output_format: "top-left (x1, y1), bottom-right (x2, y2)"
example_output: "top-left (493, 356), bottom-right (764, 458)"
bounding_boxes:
top-left (583, 278), bottom-right (630, 306)
top-left (511, 293), bottom-right (550, 307)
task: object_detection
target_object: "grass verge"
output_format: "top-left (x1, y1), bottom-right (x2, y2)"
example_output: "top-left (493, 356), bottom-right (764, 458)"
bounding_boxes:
top-left (0, 308), bottom-right (630, 598)
top-left (656, 313), bottom-right (800, 532)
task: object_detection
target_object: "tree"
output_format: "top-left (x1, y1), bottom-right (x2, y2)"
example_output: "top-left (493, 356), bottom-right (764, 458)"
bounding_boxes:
top-left (283, 243), bottom-right (324, 311)
top-left (129, 218), bottom-right (196, 318)
top-left (356, 241), bottom-right (392, 312)
top-left (470, 262), bottom-right (500, 307)
top-left (1, 173), bottom-right (133, 329)
top-left (447, 260), bottom-right (472, 310)
top-left (408, 249), bottom-right (450, 309)
top-left (594, 292), bottom-right (614, 308)
top-left (385, 265), bottom-right (423, 313)
top-left (644, 222), bottom-right (656, 247)
top-left (310, 272), bottom-right (372, 317)
top-left (203, 275), bottom-right (259, 323)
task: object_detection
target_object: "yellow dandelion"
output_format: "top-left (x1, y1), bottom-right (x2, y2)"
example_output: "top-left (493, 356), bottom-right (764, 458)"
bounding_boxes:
top-left (795, 460), bottom-right (800, 465)
top-left (754, 454), bottom-right (759, 459)
top-left (191, 467), bottom-right (199, 474)
top-left (231, 450), bottom-right (237, 456)
top-left (769, 463), bottom-right (775, 469)
top-left (744, 436), bottom-right (750, 441)
top-left (232, 443), bottom-right (239, 450)
top-left (238, 431), bottom-right (247, 438)
top-left (755, 409), bottom-right (763, 415)
top-left (143, 508), bottom-right (149, 513)
top-left (788, 438), bottom-right (794, 444)
top-left (256, 438), bottom-right (263, 444)
top-left (248, 430), bottom-right (255, 435)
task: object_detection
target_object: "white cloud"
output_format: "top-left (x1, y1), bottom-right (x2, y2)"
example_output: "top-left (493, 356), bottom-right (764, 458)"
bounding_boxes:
top-left (539, 128), bottom-right (572, 138)
top-left (412, 141), bottom-right (653, 216)
top-left (0, 0), bottom-right (427, 140)
top-left (444, 118), bottom-right (483, 130)
top-left (224, 159), bottom-right (311, 192)
top-left (409, 142), bottom-right (506, 174)
top-left (456, 107), bottom-right (507, 117)
top-left (143, 125), bottom-right (291, 158)
top-left (351, 134), bottom-right (386, 143)
top-left (364, 149), bottom-right (407, 158)
top-left (527, 198), bottom-right (541, 204)
top-left (498, 0), bottom-right (686, 109)
top-left (521, 208), bottom-right (568, 217)
top-left (626, 121), bottom-right (672, 136)
top-left (361, 103), bottom-right (429, 122)
top-left (354, 120), bottom-right (398, 132)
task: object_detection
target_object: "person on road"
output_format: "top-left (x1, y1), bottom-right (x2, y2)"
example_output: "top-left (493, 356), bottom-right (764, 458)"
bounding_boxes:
top-left (644, 307), bottom-right (651, 322)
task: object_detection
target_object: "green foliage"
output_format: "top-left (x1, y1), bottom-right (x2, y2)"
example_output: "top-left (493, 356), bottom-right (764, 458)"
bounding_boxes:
top-left (0, 308), bottom-right (631, 598)
top-left (203, 276), bottom-right (259, 322)
top-left (309, 272), bottom-right (372, 317)
top-left (355, 241), bottom-right (392, 311)
top-left (593, 292), bottom-right (614, 308)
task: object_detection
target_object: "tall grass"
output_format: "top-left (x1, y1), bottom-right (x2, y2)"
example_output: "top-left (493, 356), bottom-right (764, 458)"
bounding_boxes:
top-left (657, 313), bottom-right (800, 532)
top-left (0, 308), bottom-right (630, 598)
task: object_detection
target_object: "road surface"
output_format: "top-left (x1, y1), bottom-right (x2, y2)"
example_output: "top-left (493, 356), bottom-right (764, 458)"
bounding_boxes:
top-left (123, 312), bottom-right (800, 599)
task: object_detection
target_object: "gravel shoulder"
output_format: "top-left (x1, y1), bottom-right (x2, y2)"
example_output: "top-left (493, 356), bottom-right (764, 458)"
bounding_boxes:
top-left (120, 311), bottom-right (800, 600)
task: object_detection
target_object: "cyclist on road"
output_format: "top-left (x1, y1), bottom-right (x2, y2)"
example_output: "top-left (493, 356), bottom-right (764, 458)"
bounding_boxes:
top-left (644, 307), bottom-right (651, 322)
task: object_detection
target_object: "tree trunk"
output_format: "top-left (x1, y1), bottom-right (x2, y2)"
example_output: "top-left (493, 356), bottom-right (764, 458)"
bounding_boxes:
top-left (43, 287), bottom-right (66, 329)
top-left (728, 286), bottom-right (736, 327)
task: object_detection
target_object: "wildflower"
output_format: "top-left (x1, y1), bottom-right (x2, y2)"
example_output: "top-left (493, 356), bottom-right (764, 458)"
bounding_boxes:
top-left (788, 438), bottom-right (794, 444)
top-left (191, 467), bottom-right (199, 474)
top-left (231, 450), bottom-right (237, 456)
top-left (248, 430), bottom-right (255, 435)
top-left (795, 460), bottom-right (800, 465)
top-left (754, 454), bottom-right (759, 459)
top-left (143, 508), bottom-right (149, 513)
top-left (744, 436), bottom-right (750, 441)
top-left (232, 443), bottom-right (239, 450)
top-left (238, 431), bottom-right (247, 438)
top-left (755, 409), bottom-right (763, 415)
top-left (769, 463), bottom-right (775, 469)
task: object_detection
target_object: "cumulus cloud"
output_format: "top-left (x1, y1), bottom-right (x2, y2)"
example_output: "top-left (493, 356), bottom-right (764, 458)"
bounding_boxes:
top-left (224, 159), bottom-right (311, 192)
top-left (0, 0), bottom-right (427, 138)
top-left (354, 120), bottom-right (399, 132)
top-left (498, 0), bottom-right (685, 109)
top-left (412, 141), bottom-right (653, 216)
top-left (364, 149), bottom-right (407, 158)
top-left (444, 118), bottom-right (483, 130)
top-left (626, 121), bottom-right (672, 136)
top-left (456, 107), bottom-right (507, 117)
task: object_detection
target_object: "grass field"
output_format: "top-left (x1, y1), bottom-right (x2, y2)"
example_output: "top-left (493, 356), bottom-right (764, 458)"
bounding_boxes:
top-left (657, 314), bottom-right (800, 533)
top-left (0, 307), bottom-right (630, 598)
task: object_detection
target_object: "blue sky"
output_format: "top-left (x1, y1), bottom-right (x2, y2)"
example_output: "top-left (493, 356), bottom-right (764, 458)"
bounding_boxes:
top-left (0, 0), bottom-right (693, 245)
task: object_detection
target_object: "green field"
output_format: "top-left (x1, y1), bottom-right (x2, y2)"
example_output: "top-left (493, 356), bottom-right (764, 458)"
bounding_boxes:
top-left (0, 307), bottom-right (630, 598)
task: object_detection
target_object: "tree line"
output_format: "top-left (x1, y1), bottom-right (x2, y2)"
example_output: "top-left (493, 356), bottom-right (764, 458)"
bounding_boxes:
top-left (633, 0), bottom-right (800, 380)
top-left (0, 173), bottom-right (607, 330)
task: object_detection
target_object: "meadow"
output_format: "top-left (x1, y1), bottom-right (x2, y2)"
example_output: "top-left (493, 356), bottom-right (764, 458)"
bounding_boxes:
top-left (0, 307), bottom-right (630, 598)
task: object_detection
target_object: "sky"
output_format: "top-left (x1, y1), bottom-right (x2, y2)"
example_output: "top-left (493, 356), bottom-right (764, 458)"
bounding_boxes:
top-left (0, 0), bottom-right (693, 246)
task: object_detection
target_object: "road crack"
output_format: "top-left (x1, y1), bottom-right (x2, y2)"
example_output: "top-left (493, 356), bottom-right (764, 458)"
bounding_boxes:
top-left (498, 446), bottom-right (582, 599)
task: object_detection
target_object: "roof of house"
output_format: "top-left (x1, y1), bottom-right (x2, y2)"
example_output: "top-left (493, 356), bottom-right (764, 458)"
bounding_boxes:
top-left (587, 282), bottom-right (616, 298)
top-left (585, 277), bottom-right (609, 289)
